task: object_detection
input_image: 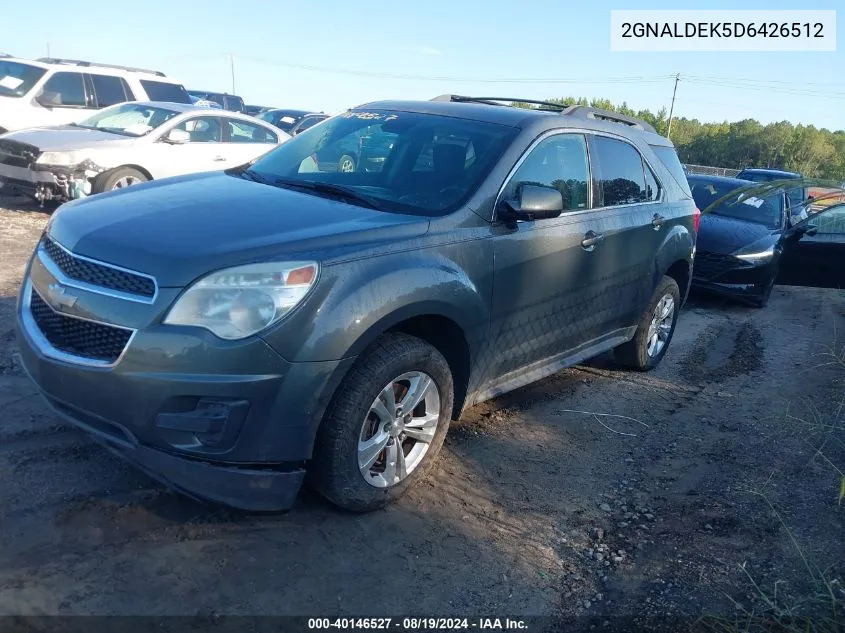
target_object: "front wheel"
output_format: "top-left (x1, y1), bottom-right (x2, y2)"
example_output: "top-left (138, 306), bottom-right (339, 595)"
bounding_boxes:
top-left (309, 333), bottom-right (454, 512)
top-left (338, 154), bottom-right (356, 173)
top-left (91, 167), bottom-right (148, 194)
top-left (614, 276), bottom-right (681, 371)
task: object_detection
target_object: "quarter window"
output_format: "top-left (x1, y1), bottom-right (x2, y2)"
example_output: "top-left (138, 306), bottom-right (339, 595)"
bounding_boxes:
top-left (38, 72), bottom-right (86, 107)
top-left (590, 136), bottom-right (649, 207)
top-left (502, 134), bottom-right (590, 212)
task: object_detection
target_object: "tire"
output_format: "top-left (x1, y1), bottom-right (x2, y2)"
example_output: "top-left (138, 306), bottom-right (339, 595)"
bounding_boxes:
top-left (91, 167), bottom-right (148, 194)
top-left (309, 333), bottom-right (454, 512)
top-left (614, 276), bottom-right (681, 371)
top-left (338, 154), bottom-right (356, 173)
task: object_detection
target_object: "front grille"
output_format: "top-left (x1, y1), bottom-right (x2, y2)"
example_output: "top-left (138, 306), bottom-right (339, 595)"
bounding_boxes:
top-left (693, 251), bottom-right (739, 281)
top-left (30, 289), bottom-right (132, 363)
top-left (0, 138), bottom-right (39, 167)
top-left (42, 236), bottom-right (156, 298)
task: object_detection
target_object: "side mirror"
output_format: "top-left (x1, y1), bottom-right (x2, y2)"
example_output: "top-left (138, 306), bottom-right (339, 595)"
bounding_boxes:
top-left (162, 128), bottom-right (190, 144)
top-left (499, 184), bottom-right (564, 224)
top-left (801, 223), bottom-right (818, 236)
top-left (35, 92), bottom-right (54, 108)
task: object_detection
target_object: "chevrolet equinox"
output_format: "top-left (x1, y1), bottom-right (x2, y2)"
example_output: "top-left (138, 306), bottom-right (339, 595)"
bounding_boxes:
top-left (16, 95), bottom-right (698, 512)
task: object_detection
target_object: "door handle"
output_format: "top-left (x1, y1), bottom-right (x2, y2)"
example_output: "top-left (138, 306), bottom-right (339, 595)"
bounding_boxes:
top-left (212, 156), bottom-right (227, 162)
top-left (651, 214), bottom-right (665, 230)
top-left (581, 231), bottom-right (604, 251)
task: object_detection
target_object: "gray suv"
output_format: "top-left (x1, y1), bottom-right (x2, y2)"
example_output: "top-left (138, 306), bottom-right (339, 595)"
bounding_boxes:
top-left (16, 96), bottom-right (698, 512)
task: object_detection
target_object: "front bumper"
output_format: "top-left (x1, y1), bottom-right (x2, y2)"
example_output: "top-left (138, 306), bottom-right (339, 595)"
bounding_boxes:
top-left (16, 259), bottom-right (355, 510)
top-left (692, 254), bottom-right (777, 301)
top-left (0, 160), bottom-right (101, 201)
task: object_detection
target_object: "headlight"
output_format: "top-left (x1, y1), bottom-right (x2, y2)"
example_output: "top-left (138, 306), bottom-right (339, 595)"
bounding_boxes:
top-left (164, 262), bottom-right (319, 340)
top-left (38, 151), bottom-right (81, 166)
top-left (735, 245), bottom-right (775, 266)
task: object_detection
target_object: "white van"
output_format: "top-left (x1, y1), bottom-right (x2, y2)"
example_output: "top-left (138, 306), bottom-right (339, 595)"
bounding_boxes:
top-left (0, 57), bottom-right (192, 133)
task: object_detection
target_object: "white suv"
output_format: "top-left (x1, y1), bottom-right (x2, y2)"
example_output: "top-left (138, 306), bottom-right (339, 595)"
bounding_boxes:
top-left (0, 57), bottom-right (191, 133)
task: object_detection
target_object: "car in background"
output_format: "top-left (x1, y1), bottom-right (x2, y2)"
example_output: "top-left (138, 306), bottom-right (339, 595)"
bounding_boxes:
top-left (244, 105), bottom-right (274, 116)
top-left (187, 90), bottom-right (245, 113)
top-left (0, 56), bottom-right (191, 133)
top-left (688, 174), bottom-right (842, 307)
top-left (258, 109), bottom-right (328, 136)
top-left (735, 167), bottom-right (807, 211)
top-left (189, 95), bottom-right (222, 109)
top-left (0, 101), bottom-right (288, 203)
top-left (15, 97), bottom-right (697, 513)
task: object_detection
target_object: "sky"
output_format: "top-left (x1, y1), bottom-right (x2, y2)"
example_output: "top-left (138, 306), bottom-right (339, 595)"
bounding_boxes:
top-left (3, 0), bottom-right (843, 131)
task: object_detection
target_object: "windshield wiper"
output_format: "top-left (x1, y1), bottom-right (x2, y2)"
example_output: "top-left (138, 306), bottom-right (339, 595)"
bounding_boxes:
top-left (272, 178), bottom-right (384, 210)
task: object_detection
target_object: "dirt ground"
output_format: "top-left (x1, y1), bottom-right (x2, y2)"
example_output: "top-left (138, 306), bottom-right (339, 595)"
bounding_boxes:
top-left (1, 196), bottom-right (843, 630)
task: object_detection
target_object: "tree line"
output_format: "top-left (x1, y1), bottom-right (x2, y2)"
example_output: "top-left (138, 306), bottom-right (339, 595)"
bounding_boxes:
top-left (516, 97), bottom-right (845, 181)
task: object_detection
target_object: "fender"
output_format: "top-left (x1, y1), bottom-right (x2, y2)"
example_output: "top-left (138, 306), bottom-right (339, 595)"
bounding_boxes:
top-left (261, 245), bottom-right (492, 364)
top-left (652, 220), bottom-right (694, 296)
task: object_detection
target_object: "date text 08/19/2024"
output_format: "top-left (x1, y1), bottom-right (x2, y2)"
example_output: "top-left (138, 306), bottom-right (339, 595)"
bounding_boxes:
top-left (307, 618), bottom-right (529, 630)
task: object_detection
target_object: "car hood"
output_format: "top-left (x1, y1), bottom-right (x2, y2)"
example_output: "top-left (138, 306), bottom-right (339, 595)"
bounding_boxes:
top-left (2, 125), bottom-right (133, 151)
top-left (697, 213), bottom-right (779, 255)
top-left (47, 171), bottom-right (431, 287)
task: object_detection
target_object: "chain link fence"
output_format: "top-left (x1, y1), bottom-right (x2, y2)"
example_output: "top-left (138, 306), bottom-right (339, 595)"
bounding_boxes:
top-left (684, 164), bottom-right (740, 178)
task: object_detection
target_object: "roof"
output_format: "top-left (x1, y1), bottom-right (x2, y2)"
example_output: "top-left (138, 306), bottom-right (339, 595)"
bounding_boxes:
top-left (126, 102), bottom-right (283, 126)
top-left (3, 56), bottom-right (177, 81)
top-left (353, 98), bottom-right (672, 145)
top-left (736, 168), bottom-right (801, 178)
top-left (687, 174), bottom-right (753, 188)
top-left (265, 109), bottom-right (319, 118)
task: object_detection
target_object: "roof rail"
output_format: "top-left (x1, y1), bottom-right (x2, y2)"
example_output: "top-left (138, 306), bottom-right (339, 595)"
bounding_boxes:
top-left (431, 94), bottom-right (567, 111)
top-left (35, 57), bottom-right (166, 77)
top-left (0, 53), bottom-right (11, 58)
top-left (562, 105), bottom-right (657, 134)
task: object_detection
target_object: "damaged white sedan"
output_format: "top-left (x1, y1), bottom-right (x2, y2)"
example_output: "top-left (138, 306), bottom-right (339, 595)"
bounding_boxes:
top-left (0, 101), bottom-right (289, 204)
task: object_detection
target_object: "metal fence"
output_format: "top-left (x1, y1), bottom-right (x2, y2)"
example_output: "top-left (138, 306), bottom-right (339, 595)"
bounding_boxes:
top-left (684, 164), bottom-right (741, 178)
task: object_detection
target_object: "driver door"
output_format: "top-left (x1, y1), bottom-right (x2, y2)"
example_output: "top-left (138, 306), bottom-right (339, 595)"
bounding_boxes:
top-left (777, 204), bottom-right (845, 289)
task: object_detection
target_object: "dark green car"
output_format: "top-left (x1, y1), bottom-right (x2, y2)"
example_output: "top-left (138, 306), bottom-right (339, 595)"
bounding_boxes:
top-left (16, 96), bottom-right (697, 512)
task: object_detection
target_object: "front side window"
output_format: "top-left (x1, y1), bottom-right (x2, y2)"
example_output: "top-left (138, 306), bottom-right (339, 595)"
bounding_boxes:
top-left (75, 102), bottom-right (181, 136)
top-left (591, 136), bottom-right (648, 207)
top-left (501, 133), bottom-right (590, 212)
top-left (226, 96), bottom-right (245, 112)
top-left (812, 204), bottom-right (845, 235)
top-left (140, 80), bottom-right (191, 104)
top-left (174, 117), bottom-right (222, 142)
top-left (0, 61), bottom-right (47, 98)
top-left (227, 119), bottom-right (277, 143)
top-left (38, 72), bottom-right (86, 107)
top-left (90, 74), bottom-right (131, 107)
top-left (245, 110), bottom-right (517, 216)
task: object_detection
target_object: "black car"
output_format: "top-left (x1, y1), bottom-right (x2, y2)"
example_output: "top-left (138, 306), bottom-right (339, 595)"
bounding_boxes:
top-left (778, 202), bottom-right (845, 290)
top-left (689, 174), bottom-right (843, 307)
top-left (736, 167), bottom-right (807, 211)
top-left (186, 90), bottom-right (245, 113)
top-left (258, 109), bottom-right (328, 135)
top-left (17, 96), bottom-right (697, 512)
top-left (244, 104), bottom-right (273, 116)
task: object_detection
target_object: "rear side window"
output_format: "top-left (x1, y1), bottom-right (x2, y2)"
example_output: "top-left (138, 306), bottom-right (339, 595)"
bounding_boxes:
top-left (90, 74), bottom-right (132, 107)
top-left (590, 136), bottom-right (648, 206)
top-left (227, 119), bottom-right (277, 143)
top-left (650, 145), bottom-right (692, 197)
top-left (503, 133), bottom-right (590, 212)
top-left (226, 96), bottom-right (245, 112)
top-left (139, 80), bottom-right (191, 104)
top-left (39, 72), bottom-right (87, 107)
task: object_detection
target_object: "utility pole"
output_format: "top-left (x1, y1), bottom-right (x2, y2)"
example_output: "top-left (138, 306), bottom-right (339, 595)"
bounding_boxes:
top-left (229, 54), bottom-right (235, 94)
top-left (666, 73), bottom-right (680, 139)
top-left (46, 42), bottom-right (51, 57)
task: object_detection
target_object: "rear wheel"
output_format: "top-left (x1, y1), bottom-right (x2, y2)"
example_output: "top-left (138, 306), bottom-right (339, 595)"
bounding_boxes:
top-left (338, 154), bottom-right (356, 173)
top-left (614, 276), bottom-right (681, 371)
top-left (92, 167), bottom-right (148, 194)
top-left (309, 333), bottom-right (453, 512)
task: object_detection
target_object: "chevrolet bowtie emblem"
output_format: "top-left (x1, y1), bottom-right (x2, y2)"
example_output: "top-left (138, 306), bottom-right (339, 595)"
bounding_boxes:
top-left (45, 283), bottom-right (78, 311)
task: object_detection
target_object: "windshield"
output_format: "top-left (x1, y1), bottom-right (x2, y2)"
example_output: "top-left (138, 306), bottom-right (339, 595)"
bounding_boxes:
top-left (75, 103), bottom-right (180, 136)
top-left (690, 178), bottom-right (784, 229)
top-left (244, 110), bottom-right (517, 216)
top-left (259, 110), bottom-right (303, 133)
top-left (0, 61), bottom-right (46, 98)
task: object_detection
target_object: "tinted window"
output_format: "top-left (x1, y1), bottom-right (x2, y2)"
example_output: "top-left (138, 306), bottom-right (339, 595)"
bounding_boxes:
top-left (502, 133), bottom-right (589, 212)
top-left (226, 96), bottom-right (244, 112)
top-left (174, 117), bottom-right (222, 142)
top-left (39, 72), bottom-right (86, 107)
top-left (247, 110), bottom-right (517, 216)
top-left (591, 136), bottom-right (647, 206)
top-left (139, 80), bottom-right (191, 104)
top-left (293, 116), bottom-right (325, 134)
top-left (0, 61), bottom-right (47, 98)
top-left (651, 145), bottom-right (692, 197)
top-left (813, 205), bottom-right (845, 235)
top-left (227, 119), bottom-right (276, 143)
top-left (90, 74), bottom-right (130, 107)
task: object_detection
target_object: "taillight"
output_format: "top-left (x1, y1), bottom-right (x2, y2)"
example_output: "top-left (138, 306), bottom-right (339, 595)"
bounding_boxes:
top-left (693, 207), bottom-right (701, 233)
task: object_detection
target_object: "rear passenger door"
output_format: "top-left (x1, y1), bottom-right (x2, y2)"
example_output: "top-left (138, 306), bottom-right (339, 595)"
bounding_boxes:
top-left (222, 118), bottom-right (281, 165)
top-left (587, 134), bottom-right (666, 329)
top-left (488, 132), bottom-right (612, 381)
